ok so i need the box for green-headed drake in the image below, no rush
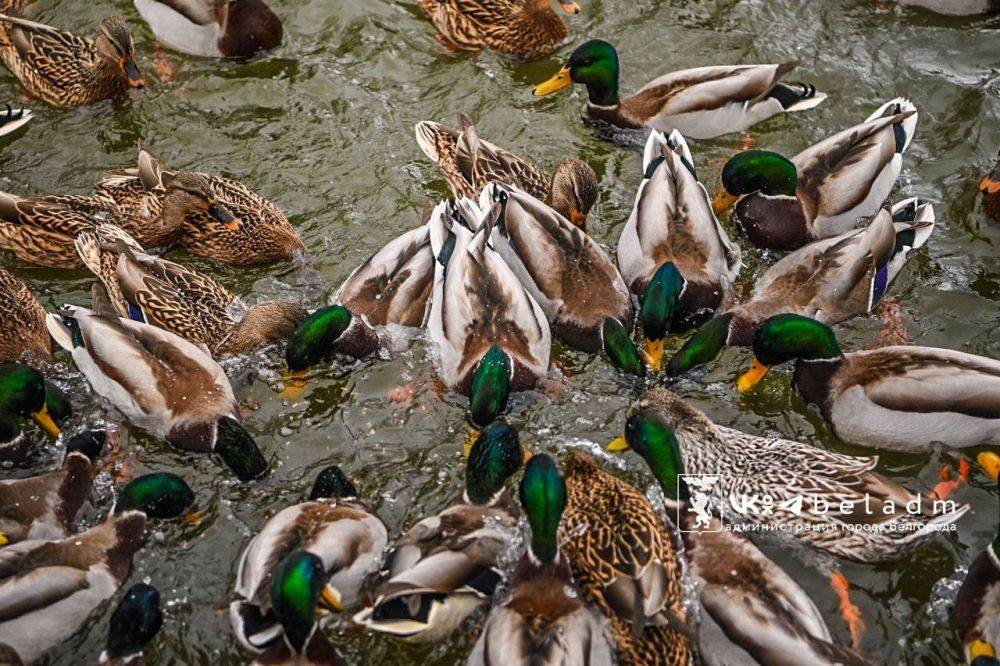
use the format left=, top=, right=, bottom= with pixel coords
left=618, top=129, right=740, bottom=370
left=354, top=423, right=529, bottom=642
left=713, top=98, right=918, bottom=251
left=231, top=466, right=387, bottom=653
left=0, top=363, right=65, bottom=461
left=469, top=453, right=614, bottom=664
left=668, top=199, right=934, bottom=376
left=98, top=583, right=163, bottom=665
left=533, top=39, right=825, bottom=139
left=739, top=314, right=1000, bottom=451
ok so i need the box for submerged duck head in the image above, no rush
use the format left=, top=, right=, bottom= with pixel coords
left=550, top=156, right=599, bottom=229
left=640, top=262, right=685, bottom=370
left=533, top=39, right=620, bottom=107
left=218, top=0, right=283, bottom=58
left=103, top=584, right=163, bottom=662
left=739, top=314, right=843, bottom=393
left=468, top=345, right=514, bottom=428
left=285, top=304, right=375, bottom=371
left=164, top=172, right=242, bottom=232
left=601, top=317, right=646, bottom=378
left=519, top=454, right=566, bottom=563
left=608, top=406, right=688, bottom=502
left=466, top=422, right=530, bottom=505
left=714, top=150, right=798, bottom=215
left=95, top=16, right=145, bottom=89
left=214, top=416, right=269, bottom=481
left=0, top=364, right=61, bottom=439
left=115, top=472, right=196, bottom=519
left=270, top=551, right=340, bottom=654
left=309, top=465, right=359, bottom=501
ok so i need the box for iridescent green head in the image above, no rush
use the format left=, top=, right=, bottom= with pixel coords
left=534, top=39, right=620, bottom=107
left=309, top=465, right=358, bottom=501
left=215, top=416, right=269, bottom=481
left=601, top=317, right=646, bottom=377
left=666, top=312, right=733, bottom=376
left=270, top=551, right=325, bottom=654
left=466, top=422, right=526, bottom=505
left=285, top=305, right=353, bottom=372
left=752, top=314, right=842, bottom=367
left=469, top=346, right=512, bottom=427
left=642, top=263, right=685, bottom=343
left=0, top=364, right=61, bottom=439
left=613, top=408, right=688, bottom=501
left=721, top=150, right=798, bottom=198
left=519, top=454, right=566, bottom=563
left=116, top=472, right=195, bottom=518
left=105, top=583, right=162, bottom=661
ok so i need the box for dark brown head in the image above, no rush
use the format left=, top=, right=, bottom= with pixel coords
left=96, top=17, right=144, bottom=89
left=215, top=301, right=308, bottom=356
left=218, top=0, right=283, bottom=58
left=162, top=172, right=242, bottom=234
left=549, top=157, right=598, bottom=230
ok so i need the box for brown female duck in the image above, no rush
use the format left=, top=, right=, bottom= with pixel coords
left=419, top=0, right=580, bottom=59
left=76, top=224, right=305, bottom=357
left=0, top=15, right=144, bottom=108
left=0, top=171, right=238, bottom=269
left=415, top=113, right=598, bottom=229
left=0, top=266, right=50, bottom=364
left=96, top=144, right=305, bottom=265
left=133, top=0, right=283, bottom=58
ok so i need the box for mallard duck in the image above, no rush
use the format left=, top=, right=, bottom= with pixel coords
left=231, top=465, right=387, bottom=653
left=982, top=148, right=1000, bottom=222
left=46, top=304, right=269, bottom=480
left=617, top=129, right=740, bottom=370
left=133, top=0, right=282, bottom=58
left=895, top=0, right=999, bottom=15
left=610, top=387, right=970, bottom=561
left=482, top=182, right=633, bottom=353
left=668, top=199, right=935, bottom=375
left=426, top=198, right=550, bottom=428
left=0, top=15, right=144, bottom=108
left=0, top=510, right=148, bottom=663
left=251, top=551, right=344, bottom=666
left=353, top=423, right=528, bottom=642
left=415, top=113, right=598, bottom=230
left=0, top=450, right=93, bottom=546
left=532, top=40, right=825, bottom=139
left=285, top=220, right=437, bottom=371
left=737, top=313, right=1000, bottom=450
left=98, top=583, right=163, bottom=666
left=0, top=171, right=239, bottom=269
left=0, top=103, right=29, bottom=137
left=954, top=456, right=999, bottom=665
left=76, top=224, right=306, bottom=357
left=0, top=266, right=50, bottom=365
left=712, top=98, right=919, bottom=251
left=114, top=472, right=197, bottom=519
left=0, top=363, right=62, bottom=461
left=561, top=451, right=693, bottom=665
left=419, top=0, right=580, bottom=59
left=95, top=144, right=305, bottom=266
left=610, top=408, right=869, bottom=665
left=468, top=453, right=614, bottom=664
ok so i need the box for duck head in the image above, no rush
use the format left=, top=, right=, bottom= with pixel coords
left=115, top=472, right=196, bottom=519
left=739, top=314, right=843, bottom=393
left=519, top=454, right=566, bottom=563
left=608, top=407, right=689, bottom=502
left=0, top=364, right=60, bottom=438
left=214, top=416, right=269, bottom=481
left=549, top=157, right=598, bottom=229
left=465, top=422, right=530, bottom=505
left=534, top=39, right=620, bottom=107
left=284, top=304, right=379, bottom=371
left=95, top=16, right=145, bottom=89
left=639, top=262, right=686, bottom=371
left=103, top=584, right=163, bottom=663
left=163, top=172, right=242, bottom=233
left=309, top=465, right=359, bottom=501
left=468, top=346, right=513, bottom=428
left=713, top=150, right=798, bottom=215
left=270, top=551, right=341, bottom=655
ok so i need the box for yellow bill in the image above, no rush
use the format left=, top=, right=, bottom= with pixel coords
left=463, top=428, right=481, bottom=458
left=278, top=370, right=309, bottom=401
left=569, top=208, right=587, bottom=228
left=737, top=358, right=771, bottom=393
left=977, top=451, right=1000, bottom=482
left=970, top=639, right=996, bottom=660
left=0, top=532, right=8, bottom=546
left=644, top=338, right=664, bottom=371
left=607, top=435, right=629, bottom=452
left=320, top=584, right=345, bottom=613
left=533, top=66, right=572, bottom=97
left=712, top=188, right=739, bottom=216
left=32, top=404, right=61, bottom=438
left=183, top=510, right=203, bottom=526
left=522, top=448, right=533, bottom=464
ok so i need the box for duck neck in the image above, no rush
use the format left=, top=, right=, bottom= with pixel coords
left=792, top=356, right=844, bottom=413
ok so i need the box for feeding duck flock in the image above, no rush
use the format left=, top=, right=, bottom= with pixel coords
left=0, top=0, right=998, bottom=664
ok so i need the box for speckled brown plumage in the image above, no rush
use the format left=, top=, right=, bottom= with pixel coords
left=0, top=15, right=143, bottom=108
left=0, top=266, right=50, bottom=365
left=0, top=1, right=26, bottom=14
left=560, top=452, right=693, bottom=665
left=95, top=145, right=305, bottom=266
left=419, top=0, right=575, bottom=59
